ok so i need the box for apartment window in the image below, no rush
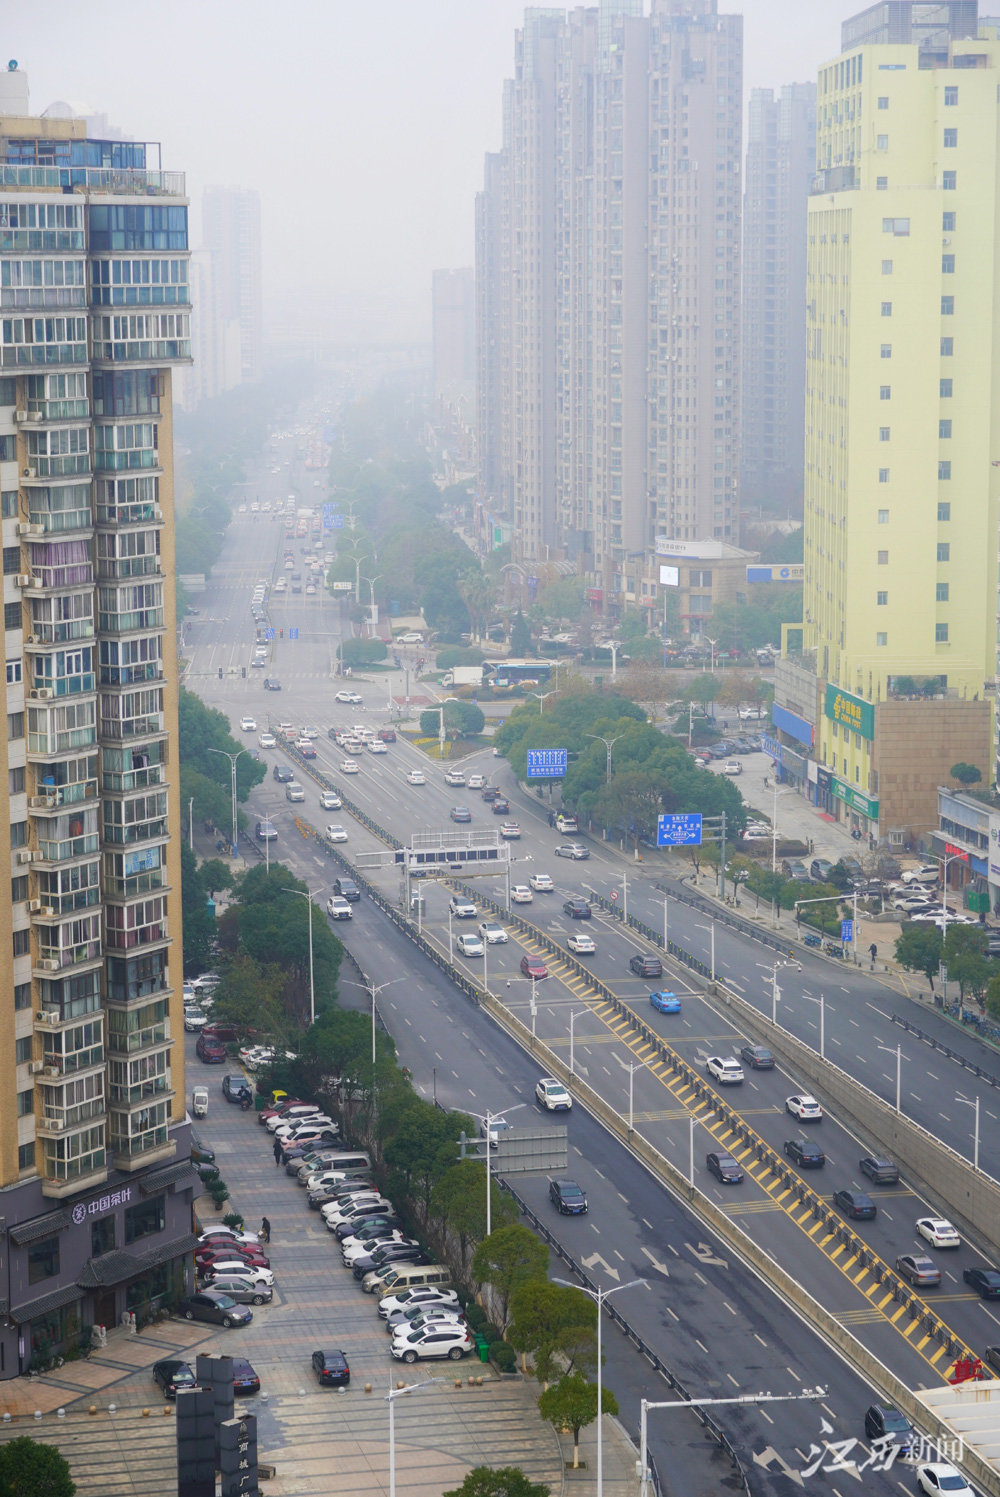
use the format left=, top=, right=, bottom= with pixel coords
left=876, top=632, right=887, bottom=647
left=936, top=582, right=949, bottom=602
left=942, top=212, right=956, bottom=232
left=8, top=766, right=23, bottom=794
left=936, top=623, right=949, bottom=643
left=877, top=550, right=889, bottom=565
left=882, top=217, right=909, bottom=235
left=879, top=427, right=890, bottom=442
left=14, top=983, right=30, bottom=1011
left=12, top=930, right=29, bottom=958
left=876, top=176, right=888, bottom=191
left=881, top=302, right=892, bottom=316
left=882, top=259, right=893, bottom=274
left=1, top=492, right=17, bottom=520
left=0, top=437, right=13, bottom=464
left=942, top=254, right=955, bottom=274
left=876, top=134, right=889, bottom=151
left=877, top=591, right=888, bottom=605
left=940, top=378, right=953, bottom=397
left=945, top=85, right=958, bottom=106
left=878, top=95, right=889, bottom=109
left=937, top=502, right=951, bottom=521
left=878, top=469, right=890, bottom=483
left=939, top=420, right=952, bottom=439
left=943, top=128, right=958, bottom=148
left=11, top=875, right=27, bottom=903
left=877, top=509, right=889, bottom=523
left=16, top=1088, right=33, bottom=1119
left=14, top=1036, right=31, bottom=1066
left=880, top=345, right=892, bottom=359
left=938, top=460, right=952, bottom=480
left=91, top=1217, right=116, bottom=1259
left=880, top=385, right=891, bottom=400
left=27, top=1235, right=58, bottom=1284
left=17, top=1143, right=34, bottom=1172
left=938, top=543, right=951, bottom=562
left=943, top=171, right=957, bottom=190
left=4, top=603, right=20, bottom=631
left=9, top=820, right=26, bottom=849
left=6, top=659, right=21, bottom=685
left=2, top=547, right=20, bottom=576
left=125, top=1196, right=165, bottom=1245
left=7, top=712, right=23, bottom=741
left=941, top=337, right=953, bottom=356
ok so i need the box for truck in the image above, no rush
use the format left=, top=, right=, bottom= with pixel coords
left=555, top=812, right=578, bottom=834
left=441, top=666, right=484, bottom=689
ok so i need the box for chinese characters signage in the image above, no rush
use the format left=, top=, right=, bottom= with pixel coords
left=824, top=683, right=875, bottom=741
left=526, top=749, right=567, bottom=780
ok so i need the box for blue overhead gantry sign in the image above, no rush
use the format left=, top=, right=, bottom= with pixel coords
left=527, top=748, right=568, bottom=779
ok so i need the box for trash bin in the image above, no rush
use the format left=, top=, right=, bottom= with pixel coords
left=475, top=1335, right=490, bottom=1365
left=255, top=1095, right=266, bottom=1112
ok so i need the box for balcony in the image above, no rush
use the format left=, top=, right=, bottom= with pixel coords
left=29, top=779, right=99, bottom=811
left=109, top=1074, right=173, bottom=1109
left=98, top=713, right=165, bottom=742
left=37, top=1099, right=106, bottom=1136
left=0, top=164, right=185, bottom=197
left=41, top=1158, right=108, bottom=1201
left=35, top=938, right=102, bottom=971
left=111, top=1133, right=175, bottom=1173
left=106, top=1019, right=170, bottom=1056
left=26, top=454, right=91, bottom=480
left=24, top=621, right=95, bottom=647
left=96, top=555, right=162, bottom=582
left=103, top=869, right=168, bottom=901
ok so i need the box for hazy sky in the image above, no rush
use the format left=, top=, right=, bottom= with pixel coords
left=7, top=1, right=863, bottom=344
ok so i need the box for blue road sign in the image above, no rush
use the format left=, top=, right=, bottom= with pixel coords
left=656, top=812, right=703, bottom=847
left=289, top=628, right=299, bottom=640
left=330, top=515, right=344, bottom=529
left=526, top=748, right=568, bottom=779
left=841, top=918, right=853, bottom=944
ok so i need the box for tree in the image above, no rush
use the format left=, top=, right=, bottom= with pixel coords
left=538, top=1373, right=618, bottom=1470
left=471, top=1225, right=549, bottom=1331
left=986, top=971, right=1000, bottom=1022
left=420, top=700, right=485, bottom=739
left=894, top=926, right=943, bottom=989
left=0, top=1436, right=76, bottom=1497
left=180, top=841, right=218, bottom=975
left=431, top=1161, right=516, bottom=1271
left=443, top=1468, right=549, bottom=1497
left=508, top=1280, right=597, bottom=1384
left=509, top=611, right=531, bottom=656
left=341, top=638, right=387, bottom=667
left=943, top=924, right=993, bottom=1000
left=950, top=762, right=983, bottom=788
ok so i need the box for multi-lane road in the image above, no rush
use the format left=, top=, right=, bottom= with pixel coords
left=183, top=461, right=1000, bottom=1493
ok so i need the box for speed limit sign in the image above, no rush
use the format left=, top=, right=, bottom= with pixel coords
left=610, top=890, right=619, bottom=903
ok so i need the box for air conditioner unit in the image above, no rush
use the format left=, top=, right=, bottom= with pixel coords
left=43, top=1116, right=64, bottom=1131
left=39, top=907, right=56, bottom=918
left=28, top=899, right=41, bottom=913
left=15, top=575, right=31, bottom=588
left=14, top=410, right=27, bottom=423
left=29, top=578, right=42, bottom=590
left=36, top=1010, right=60, bottom=1027
left=41, top=959, right=61, bottom=973
left=28, top=1060, right=44, bottom=1074
left=30, top=688, right=53, bottom=701
left=16, top=849, right=33, bottom=865
left=17, top=523, right=43, bottom=538
left=22, top=469, right=36, bottom=480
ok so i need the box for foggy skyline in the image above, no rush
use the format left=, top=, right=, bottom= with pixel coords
left=8, top=1, right=866, bottom=345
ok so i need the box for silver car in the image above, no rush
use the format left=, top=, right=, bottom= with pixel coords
left=205, top=1274, right=273, bottom=1306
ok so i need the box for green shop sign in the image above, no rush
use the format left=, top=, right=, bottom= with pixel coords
left=831, top=780, right=879, bottom=819
left=824, top=683, right=875, bottom=741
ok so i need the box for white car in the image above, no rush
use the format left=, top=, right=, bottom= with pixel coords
left=554, top=844, right=590, bottom=860
left=479, top=1115, right=512, bottom=1144
left=300, top=726, right=319, bottom=739
left=455, top=932, right=484, bottom=958
left=707, top=1056, right=744, bottom=1085
left=200, top=1262, right=275, bottom=1290
left=183, top=1011, right=208, bottom=1032
left=467, top=773, right=485, bottom=789
left=295, top=737, right=313, bottom=751
left=478, top=920, right=508, bottom=945
left=510, top=885, right=533, bottom=904
left=566, top=931, right=596, bottom=955
left=258, top=731, right=277, bottom=749
left=397, top=632, right=423, bottom=645
left=239, top=715, right=257, bottom=732
left=326, top=896, right=353, bottom=921
left=529, top=873, right=554, bottom=892
left=335, top=689, right=363, bottom=705
left=319, top=791, right=342, bottom=810
left=197, top=1226, right=261, bottom=1248
left=378, top=1286, right=461, bottom=1319
left=406, top=770, right=426, bottom=785
left=449, top=897, right=477, bottom=919
left=325, top=824, right=349, bottom=843
left=722, top=760, right=742, bottom=776
left=444, top=769, right=466, bottom=787
left=391, top=1324, right=474, bottom=1363
left=785, top=1094, right=823, bottom=1121
left=366, top=739, right=388, bottom=754
left=916, top=1217, right=961, bottom=1249
left=915, top=1464, right=974, bottom=1497
left=536, top=1078, right=572, bottom=1111
left=341, top=760, right=359, bottom=775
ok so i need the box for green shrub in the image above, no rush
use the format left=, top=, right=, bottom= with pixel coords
left=222, top=1211, right=244, bottom=1230
left=341, top=638, right=388, bottom=667
left=465, top=1302, right=487, bottom=1332
left=490, top=1341, right=517, bottom=1373
left=436, top=646, right=486, bottom=669
left=482, top=1321, right=503, bottom=1346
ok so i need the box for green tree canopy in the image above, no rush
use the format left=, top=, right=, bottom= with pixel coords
left=471, top=1225, right=549, bottom=1331
left=431, top=1160, right=517, bottom=1271
left=180, top=841, right=219, bottom=975
left=708, top=584, right=802, bottom=654
left=943, top=924, right=993, bottom=1000
left=217, top=864, right=343, bottom=1023
left=894, top=925, right=943, bottom=989
left=443, top=1468, right=549, bottom=1497
left=538, top=1373, right=618, bottom=1470
left=420, top=700, right=485, bottom=739
left=508, top=1280, right=597, bottom=1384
left=0, top=1436, right=76, bottom=1497
left=950, top=762, right=983, bottom=787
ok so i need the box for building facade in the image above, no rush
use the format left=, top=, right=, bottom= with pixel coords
left=773, top=1, right=999, bottom=843
left=182, top=185, right=261, bottom=409
left=0, top=64, right=197, bottom=1375
left=475, top=0, right=743, bottom=611
left=741, top=82, right=816, bottom=516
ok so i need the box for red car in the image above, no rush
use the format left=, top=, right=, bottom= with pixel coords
left=520, top=955, right=549, bottom=980
left=257, top=1097, right=310, bottom=1127
left=195, top=1245, right=270, bottom=1272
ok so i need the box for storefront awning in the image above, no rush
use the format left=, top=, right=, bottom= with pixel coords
left=139, top=1162, right=195, bottom=1195
left=8, top=1210, right=72, bottom=1246
left=12, top=1283, right=82, bottom=1324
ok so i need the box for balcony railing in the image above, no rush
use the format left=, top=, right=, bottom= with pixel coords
left=107, top=1021, right=169, bottom=1055
left=0, top=165, right=185, bottom=196
left=36, top=937, right=102, bottom=968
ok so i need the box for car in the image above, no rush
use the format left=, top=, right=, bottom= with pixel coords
left=444, top=769, right=467, bottom=787
left=222, top=1073, right=252, bottom=1105
left=333, top=876, right=360, bottom=902
left=354, top=1243, right=428, bottom=1282
left=450, top=806, right=472, bottom=823
left=566, top=931, right=596, bottom=955
left=563, top=898, right=591, bottom=920
left=478, top=920, right=508, bottom=945
left=499, top=822, right=521, bottom=839
left=895, top=1254, right=942, bottom=1288
left=341, top=759, right=359, bottom=775
left=196, top=1034, right=227, bottom=1064
left=205, top=1275, right=273, bottom=1306
left=390, top=1324, right=474, bottom=1363
left=257, top=732, right=277, bottom=749
left=184, top=1010, right=209, bottom=1032
left=785, top=1094, right=823, bottom=1121
left=397, top=632, right=424, bottom=644
left=335, top=689, right=362, bottom=704
left=783, top=1138, right=825, bottom=1168
left=859, top=1154, right=899, bottom=1185
left=272, top=765, right=294, bottom=783
left=378, top=1287, right=461, bottom=1321
left=230, top=1356, right=261, bottom=1395
left=740, top=1044, right=775, bottom=1070
left=864, top=1404, right=915, bottom=1453
left=480, top=786, right=500, bottom=802
left=319, top=790, right=342, bottom=810
left=536, top=1077, right=572, bottom=1111
left=706, top=1151, right=744, bottom=1184
left=554, top=843, right=590, bottom=860
left=196, top=1249, right=271, bottom=1278
left=239, top=716, right=257, bottom=732
left=649, top=990, right=681, bottom=1014
left=529, top=873, right=554, bottom=892
left=455, top=932, right=485, bottom=958
left=325, top=824, right=349, bottom=843
left=197, top=1225, right=260, bottom=1247
left=449, top=896, right=477, bottom=919
left=834, top=1188, right=876, bottom=1221
left=263, top=677, right=282, bottom=691
left=549, top=1179, right=588, bottom=1214
left=917, top=1217, right=961, bottom=1249
left=467, top=773, right=484, bottom=789
left=491, top=798, right=510, bottom=815
left=962, top=1266, right=1000, bottom=1298
left=384, top=1307, right=466, bottom=1337
left=479, top=1115, right=513, bottom=1146
left=152, top=1359, right=198, bottom=1399
left=510, top=885, right=533, bottom=904
left=176, top=1292, right=253, bottom=1328
left=915, top=1464, right=974, bottom=1497
left=406, top=770, right=426, bottom=785
left=326, top=896, right=353, bottom=921
left=706, top=1056, right=744, bottom=1085
left=629, top=954, right=662, bottom=979
left=379, top=728, right=396, bottom=743
left=311, top=1349, right=350, bottom=1387
left=190, top=1132, right=215, bottom=1165
left=722, top=760, right=742, bottom=775
left=520, top=955, right=548, bottom=980
left=366, top=738, right=387, bottom=754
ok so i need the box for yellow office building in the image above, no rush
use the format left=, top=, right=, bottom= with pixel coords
left=776, top=2, right=998, bottom=842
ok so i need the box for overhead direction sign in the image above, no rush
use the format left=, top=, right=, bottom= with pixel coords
left=656, top=812, right=703, bottom=847
left=527, top=748, right=568, bottom=779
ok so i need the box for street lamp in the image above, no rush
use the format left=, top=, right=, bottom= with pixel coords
left=584, top=732, right=623, bottom=785
left=956, top=1093, right=981, bottom=1172
left=504, top=973, right=539, bottom=1034
left=696, top=920, right=715, bottom=983
left=471, top=1102, right=527, bottom=1237
left=877, top=1041, right=903, bottom=1115
left=553, top=1277, right=645, bottom=1497
left=361, top=574, right=382, bottom=636
left=386, top=1378, right=444, bottom=1497
left=801, top=991, right=826, bottom=1059
left=661, top=896, right=670, bottom=953
left=569, top=1008, right=588, bottom=1077
left=757, top=959, right=790, bottom=1026
left=529, top=689, right=557, bottom=715
left=613, top=1053, right=645, bottom=1131
left=639, top=1388, right=825, bottom=1497
left=206, top=746, right=248, bottom=859
left=281, top=885, right=317, bottom=1026
left=343, top=976, right=406, bottom=1065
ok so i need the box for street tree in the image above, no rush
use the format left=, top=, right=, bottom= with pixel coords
left=894, top=926, right=944, bottom=990
left=471, top=1224, right=549, bottom=1331
left=507, top=1280, right=597, bottom=1384
left=950, top=762, right=983, bottom=788
left=431, top=1161, right=517, bottom=1271
left=538, top=1373, right=618, bottom=1470
left=0, top=1436, right=76, bottom=1497
left=443, top=1468, right=549, bottom=1497
left=943, top=925, right=993, bottom=1001
left=382, top=1097, right=472, bottom=1223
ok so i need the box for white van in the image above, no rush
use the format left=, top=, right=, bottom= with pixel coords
left=285, top=781, right=305, bottom=803
left=373, top=1263, right=452, bottom=1300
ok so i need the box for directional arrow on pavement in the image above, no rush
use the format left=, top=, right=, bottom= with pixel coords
left=640, top=1245, right=670, bottom=1277
left=686, top=1241, right=728, bottom=1269
left=580, top=1252, right=620, bottom=1282
left=752, top=1448, right=804, bottom=1488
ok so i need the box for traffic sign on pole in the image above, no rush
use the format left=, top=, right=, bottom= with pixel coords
left=656, top=812, right=703, bottom=847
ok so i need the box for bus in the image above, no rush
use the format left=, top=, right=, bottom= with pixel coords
left=482, top=659, right=556, bottom=686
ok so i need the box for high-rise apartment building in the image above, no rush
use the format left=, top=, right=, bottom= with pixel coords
left=773, top=1, right=997, bottom=840
left=475, top=0, right=742, bottom=610
left=0, top=63, right=196, bottom=1373
left=741, top=82, right=816, bottom=515
left=184, top=185, right=261, bottom=408
left=432, top=268, right=475, bottom=399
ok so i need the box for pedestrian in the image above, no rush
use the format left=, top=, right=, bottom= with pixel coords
left=762, top=776, right=769, bottom=789
left=868, top=941, right=878, bottom=971
left=260, top=1217, right=271, bottom=1244
left=547, top=810, right=555, bottom=828
left=273, top=1137, right=281, bottom=1165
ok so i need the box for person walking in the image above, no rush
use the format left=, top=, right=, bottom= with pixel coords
left=260, top=1217, right=271, bottom=1244
left=273, top=1137, right=281, bottom=1165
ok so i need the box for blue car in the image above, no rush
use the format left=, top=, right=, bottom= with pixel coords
left=649, top=990, right=681, bottom=1014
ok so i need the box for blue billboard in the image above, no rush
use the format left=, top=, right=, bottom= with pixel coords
left=656, top=812, right=703, bottom=847
left=527, top=748, right=568, bottom=780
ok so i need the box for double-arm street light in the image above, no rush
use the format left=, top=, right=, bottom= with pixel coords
left=529, top=689, right=557, bottom=715
left=343, top=975, right=406, bottom=1065
left=584, top=731, right=623, bottom=784
left=207, top=746, right=248, bottom=859
left=471, top=1102, right=527, bottom=1237
left=553, top=1277, right=645, bottom=1497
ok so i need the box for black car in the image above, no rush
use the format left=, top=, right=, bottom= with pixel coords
left=340, top=1220, right=405, bottom=1246
left=312, top=1349, right=350, bottom=1386
left=193, top=1159, right=220, bottom=1183
left=863, top=1404, right=914, bottom=1454
left=629, top=954, right=662, bottom=979
left=352, top=1244, right=426, bottom=1280
left=222, top=1073, right=252, bottom=1105
left=740, top=1044, right=775, bottom=1071
left=190, top=1133, right=215, bottom=1166
left=492, top=798, right=510, bottom=814
left=333, top=876, right=360, bottom=902
left=963, top=1266, right=1000, bottom=1299
left=563, top=898, right=592, bottom=921
left=833, top=1188, right=876, bottom=1221
left=784, top=1139, right=825, bottom=1168
left=273, top=765, right=294, bottom=783
left=176, top=1292, right=253, bottom=1328
left=549, top=1179, right=588, bottom=1214
left=231, top=1356, right=261, bottom=1395
left=858, top=1154, right=899, bottom=1185
left=706, top=1151, right=744, bottom=1184
left=153, top=1359, right=197, bottom=1399
left=985, top=1346, right=1000, bottom=1375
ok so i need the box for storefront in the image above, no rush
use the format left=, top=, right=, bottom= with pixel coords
left=830, top=779, right=880, bottom=840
